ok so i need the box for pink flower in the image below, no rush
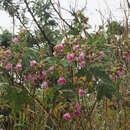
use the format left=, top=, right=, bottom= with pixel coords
left=42, top=81, right=48, bottom=88
left=42, top=71, right=46, bottom=77
left=6, top=63, right=12, bottom=70
left=73, top=111, right=80, bottom=116
left=5, top=50, right=11, bottom=56
left=78, top=52, right=85, bottom=60
left=49, top=66, right=54, bottom=73
left=67, top=53, right=74, bottom=62
left=74, top=45, right=80, bottom=50
left=12, top=37, right=19, bottom=43
left=99, top=51, right=104, bottom=59
left=116, top=70, right=123, bottom=77
left=24, top=75, right=33, bottom=81
left=75, top=104, right=81, bottom=111
left=79, top=61, right=86, bottom=68
left=78, top=89, right=85, bottom=96
left=56, top=44, right=64, bottom=51
left=32, top=76, right=38, bottom=80
left=57, top=77, right=66, bottom=85
left=123, top=53, right=130, bottom=60
left=63, top=113, right=72, bottom=120
left=53, top=52, right=57, bottom=56
left=16, top=64, right=22, bottom=70
left=30, top=60, right=36, bottom=66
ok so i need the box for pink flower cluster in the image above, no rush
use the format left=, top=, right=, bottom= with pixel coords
left=6, top=63, right=12, bottom=70
left=5, top=50, right=11, bottom=56
left=30, top=60, right=36, bottom=66
left=123, top=53, right=130, bottom=60
left=56, top=44, right=64, bottom=51
left=99, top=51, right=104, bottom=59
left=12, top=37, right=19, bottom=43
left=67, top=53, right=74, bottom=62
left=42, top=81, right=48, bottom=88
left=78, top=89, right=85, bottom=96
left=16, top=64, right=22, bottom=70
left=57, top=77, right=66, bottom=85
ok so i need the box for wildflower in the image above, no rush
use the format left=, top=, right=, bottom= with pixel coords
left=49, top=66, right=54, bottom=73
left=73, top=111, right=80, bottom=116
left=123, top=53, right=130, bottom=60
left=78, top=52, right=85, bottom=60
left=6, top=63, right=12, bottom=70
left=42, top=71, right=46, bottom=77
left=56, top=44, right=64, bottom=51
left=16, top=64, right=22, bottom=70
left=79, top=61, right=86, bottom=68
left=75, top=104, right=81, bottom=111
left=63, top=113, right=72, bottom=120
left=12, top=37, right=19, bottom=43
left=57, top=77, right=66, bottom=85
left=5, top=50, right=11, bottom=56
left=42, top=81, right=48, bottom=88
left=99, top=51, right=104, bottom=59
left=74, top=45, right=80, bottom=50
left=78, top=89, right=85, bottom=96
left=67, top=53, right=74, bottom=62
left=30, top=60, right=36, bottom=66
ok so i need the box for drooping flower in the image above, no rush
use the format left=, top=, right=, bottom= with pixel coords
left=79, top=61, right=86, bottom=68
left=6, top=63, right=12, bottom=70
left=67, top=53, right=74, bottom=62
left=56, top=44, right=64, bottom=51
left=75, top=104, right=81, bottom=111
left=57, top=77, right=66, bottom=85
left=78, top=52, right=85, bottom=60
left=16, top=64, right=22, bottom=70
left=73, top=111, right=80, bottom=117
left=12, top=37, right=19, bottom=43
left=78, top=89, right=85, bottom=96
left=5, top=49, right=11, bottom=56
left=30, top=60, right=36, bottom=66
left=63, top=113, right=72, bottom=120
left=42, top=81, right=48, bottom=88
left=99, top=51, right=104, bottom=59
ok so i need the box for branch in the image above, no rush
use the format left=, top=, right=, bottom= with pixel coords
left=24, top=0, right=54, bottom=49
left=50, top=0, right=74, bottom=30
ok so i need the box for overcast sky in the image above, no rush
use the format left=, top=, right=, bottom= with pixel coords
left=0, top=0, right=129, bottom=33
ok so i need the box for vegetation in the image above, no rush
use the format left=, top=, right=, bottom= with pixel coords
left=0, top=0, right=129, bottom=129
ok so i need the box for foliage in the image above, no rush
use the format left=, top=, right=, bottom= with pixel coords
left=0, top=1, right=129, bottom=129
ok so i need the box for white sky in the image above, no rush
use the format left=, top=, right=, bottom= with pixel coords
left=0, top=0, right=129, bottom=33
